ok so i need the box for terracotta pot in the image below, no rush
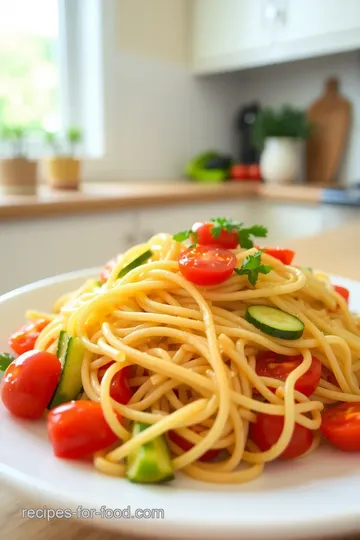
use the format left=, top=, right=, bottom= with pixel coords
left=0, top=158, right=38, bottom=195
left=47, top=157, right=81, bottom=190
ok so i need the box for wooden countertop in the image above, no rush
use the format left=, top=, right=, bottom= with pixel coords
left=0, top=181, right=322, bottom=221
left=3, top=220, right=360, bottom=540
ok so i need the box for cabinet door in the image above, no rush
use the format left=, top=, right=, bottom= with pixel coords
left=192, top=0, right=269, bottom=72
left=0, top=211, right=139, bottom=294
left=278, top=0, right=360, bottom=44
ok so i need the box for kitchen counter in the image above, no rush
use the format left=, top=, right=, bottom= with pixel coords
left=2, top=219, right=360, bottom=540
left=0, top=182, right=322, bottom=221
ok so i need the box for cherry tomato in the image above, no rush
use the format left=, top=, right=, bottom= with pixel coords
left=261, top=247, right=295, bottom=265
left=191, top=222, right=238, bottom=249
left=322, top=366, right=339, bottom=387
left=333, top=285, right=350, bottom=304
left=255, top=352, right=322, bottom=397
left=230, top=164, right=249, bottom=180
left=47, top=401, right=120, bottom=459
left=99, top=257, right=118, bottom=284
left=178, top=246, right=237, bottom=286
left=168, top=430, right=220, bottom=462
left=250, top=413, right=313, bottom=459
left=98, top=364, right=132, bottom=404
left=248, top=164, right=262, bottom=180
left=0, top=350, right=61, bottom=419
left=9, top=319, right=49, bottom=356
left=320, top=402, right=360, bottom=452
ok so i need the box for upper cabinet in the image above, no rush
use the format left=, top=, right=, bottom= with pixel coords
left=191, top=0, right=360, bottom=74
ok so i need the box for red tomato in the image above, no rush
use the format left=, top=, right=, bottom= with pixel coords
left=178, top=246, right=237, bottom=286
left=9, top=319, right=49, bottom=356
left=168, top=430, right=220, bottom=462
left=248, top=164, right=262, bottom=180
left=320, top=402, right=360, bottom=452
left=230, top=164, right=249, bottom=180
left=322, top=366, right=339, bottom=387
left=250, top=413, right=313, bottom=459
left=333, top=285, right=350, bottom=304
left=47, top=400, right=120, bottom=459
left=99, top=257, right=118, bottom=284
left=255, top=352, right=322, bottom=397
left=191, top=222, right=238, bottom=249
left=261, top=247, right=295, bottom=265
left=98, top=364, right=132, bottom=404
left=0, top=350, right=61, bottom=419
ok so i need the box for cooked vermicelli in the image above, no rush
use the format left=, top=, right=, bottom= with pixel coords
left=2, top=219, right=360, bottom=484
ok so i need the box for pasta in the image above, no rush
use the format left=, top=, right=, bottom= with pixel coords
left=6, top=224, right=360, bottom=484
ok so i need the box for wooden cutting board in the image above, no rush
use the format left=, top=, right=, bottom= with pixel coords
left=306, top=77, right=351, bottom=185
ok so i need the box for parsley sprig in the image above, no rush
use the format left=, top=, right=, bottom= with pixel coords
left=0, top=352, right=15, bottom=372
left=173, top=218, right=268, bottom=249
left=235, top=250, right=273, bottom=286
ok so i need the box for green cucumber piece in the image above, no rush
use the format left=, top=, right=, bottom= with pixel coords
left=49, top=333, right=85, bottom=408
left=56, top=330, right=70, bottom=364
left=126, top=422, right=174, bottom=484
left=117, top=249, right=152, bottom=279
left=246, top=305, right=304, bottom=340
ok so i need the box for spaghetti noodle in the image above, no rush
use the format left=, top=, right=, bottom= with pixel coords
left=12, top=225, right=360, bottom=483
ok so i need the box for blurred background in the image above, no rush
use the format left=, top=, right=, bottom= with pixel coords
left=1, top=0, right=360, bottom=292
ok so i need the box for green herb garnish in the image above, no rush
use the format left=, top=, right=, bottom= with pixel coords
left=0, top=352, right=15, bottom=372
left=173, top=219, right=268, bottom=249
left=235, top=250, right=273, bottom=286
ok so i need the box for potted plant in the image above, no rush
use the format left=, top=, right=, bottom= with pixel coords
left=0, top=125, right=38, bottom=194
left=252, top=106, right=311, bottom=184
left=45, top=126, right=82, bottom=190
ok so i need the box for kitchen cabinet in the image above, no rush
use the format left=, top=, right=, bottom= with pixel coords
left=1, top=200, right=358, bottom=295
left=0, top=210, right=139, bottom=294
left=191, top=0, right=360, bottom=74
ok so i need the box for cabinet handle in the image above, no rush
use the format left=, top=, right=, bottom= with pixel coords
left=265, top=3, right=286, bottom=24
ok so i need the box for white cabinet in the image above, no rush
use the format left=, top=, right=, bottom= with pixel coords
left=0, top=211, right=139, bottom=294
left=191, top=0, right=360, bottom=74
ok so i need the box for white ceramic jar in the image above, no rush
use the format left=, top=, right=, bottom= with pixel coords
left=260, top=137, right=303, bottom=184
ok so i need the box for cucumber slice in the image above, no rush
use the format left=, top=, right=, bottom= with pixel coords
left=246, top=305, right=304, bottom=340
left=117, top=249, right=152, bottom=279
left=126, top=422, right=174, bottom=484
left=56, top=330, right=69, bottom=364
left=49, top=333, right=85, bottom=409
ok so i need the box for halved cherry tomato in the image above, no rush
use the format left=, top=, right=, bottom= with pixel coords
left=191, top=222, right=238, bottom=249
left=98, top=364, right=132, bottom=404
left=99, top=257, right=118, bottom=284
left=333, top=285, right=350, bottom=304
left=178, top=246, right=237, bottom=286
left=0, top=350, right=61, bottom=419
left=47, top=400, right=120, bottom=459
left=9, top=319, right=49, bottom=356
left=320, top=402, right=360, bottom=452
left=248, top=164, right=262, bottom=181
left=261, top=247, right=295, bottom=265
left=168, top=430, right=220, bottom=462
left=250, top=413, right=313, bottom=459
left=255, top=352, right=322, bottom=397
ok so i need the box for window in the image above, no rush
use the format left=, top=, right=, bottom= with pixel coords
left=0, top=0, right=60, bottom=130
left=0, top=0, right=105, bottom=157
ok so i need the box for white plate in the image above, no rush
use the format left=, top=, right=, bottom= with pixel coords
left=1, top=269, right=360, bottom=540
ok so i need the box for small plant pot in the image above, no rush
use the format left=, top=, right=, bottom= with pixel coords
left=47, top=157, right=81, bottom=190
left=0, top=158, right=38, bottom=195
